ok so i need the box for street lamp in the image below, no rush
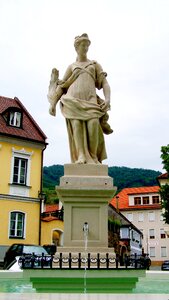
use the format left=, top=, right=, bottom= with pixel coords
left=38, top=191, right=46, bottom=213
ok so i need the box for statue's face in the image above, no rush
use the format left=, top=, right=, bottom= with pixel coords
left=76, top=40, right=89, bottom=55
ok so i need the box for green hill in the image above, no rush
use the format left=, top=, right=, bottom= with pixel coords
left=43, top=164, right=161, bottom=191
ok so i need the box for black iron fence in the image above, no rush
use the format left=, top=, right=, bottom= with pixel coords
left=18, top=252, right=151, bottom=270
left=125, top=253, right=151, bottom=270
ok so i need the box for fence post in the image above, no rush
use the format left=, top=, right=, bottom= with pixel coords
left=78, top=253, right=81, bottom=269
left=124, top=254, right=128, bottom=269
left=115, top=253, right=119, bottom=269
left=106, top=253, right=109, bottom=269
left=22, top=255, right=25, bottom=269
left=41, top=253, right=44, bottom=268
left=31, top=253, right=35, bottom=268
left=97, top=253, right=100, bottom=269
left=50, top=255, right=53, bottom=268
left=88, top=253, right=90, bottom=269
left=134, top=253, right=137, bottom=269
left=60, top=252, right=62, bottom=269
left=69, top=252, right=71, bottom=269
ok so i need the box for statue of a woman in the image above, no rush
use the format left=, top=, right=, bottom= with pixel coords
left=48, top=33, right=113, bottom=164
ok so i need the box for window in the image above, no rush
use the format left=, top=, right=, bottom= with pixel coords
left=134, top=197, right=141, bottom=205
left=9, top=212, right=25, bottom=238
left=149, top=247, right=155, bottom=257
left=13, top=157, right=28, bottom=185
left=161, top=247, right=167, bottom=257
left=126, top=213, right=133, bottom=222
left=10, top=148, right=33, bottom=196
left=9, top=111, right=21, bottom=127
left=138, top=213, right=144, bottom=222
left=2, top=108, right=22, bottom=128
left=148, top=211, right=155, bottom=221
left=149, top=229, right=155, bottom=239
left=143, top=196, right=149, bottom=205
left=160, top=228, right=166, bottom=239
left=152, top=196, right=160, bottom=204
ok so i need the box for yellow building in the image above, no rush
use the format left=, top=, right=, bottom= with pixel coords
left=0, top=95, right=47, bottom=261
left=41, top=204, right=64, bottom=248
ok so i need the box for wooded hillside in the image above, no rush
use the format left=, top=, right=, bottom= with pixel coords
left=43, top=164, right=161, bottom=191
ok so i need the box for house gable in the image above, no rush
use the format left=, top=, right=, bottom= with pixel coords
left=0, top=96, right=47, bottom=144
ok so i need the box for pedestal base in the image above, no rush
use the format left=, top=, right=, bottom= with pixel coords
left=56, top=164, right=117, bottom=249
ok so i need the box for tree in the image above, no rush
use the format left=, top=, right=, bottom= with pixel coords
left=161, top=145, right=169, bottom=172
left=159, top=144, right=169, bottom=224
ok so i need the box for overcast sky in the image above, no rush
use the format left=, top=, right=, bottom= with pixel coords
left=1, top=0, right=169, bottom=172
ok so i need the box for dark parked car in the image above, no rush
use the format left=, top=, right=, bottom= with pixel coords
left=43, top=244, right=56, bottom=255
left=3, top=243, right=48, bottom=269
left=161, top=260, right=169, bottom=271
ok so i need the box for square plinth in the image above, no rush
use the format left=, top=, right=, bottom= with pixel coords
left=56, top=164, right=117, bottom=248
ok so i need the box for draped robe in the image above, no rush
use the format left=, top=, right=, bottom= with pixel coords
left=60, top=60, right=108, bottom=163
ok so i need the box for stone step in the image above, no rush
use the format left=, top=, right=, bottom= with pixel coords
left=30, top=276, right=138, bottom=293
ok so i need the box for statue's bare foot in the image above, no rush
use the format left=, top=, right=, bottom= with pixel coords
left=75, top=155, right=86, bottom=164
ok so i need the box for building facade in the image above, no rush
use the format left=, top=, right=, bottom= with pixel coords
left=41, top=203, right=64, bottom=248
left=108, top=204, right=143, bottom=262
left=111, top=186, right=169, bottom=266
left=0, top=96, right=47, bottom=261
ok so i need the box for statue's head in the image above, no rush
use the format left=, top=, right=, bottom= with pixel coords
left=74, top=33, right=91, bottom=50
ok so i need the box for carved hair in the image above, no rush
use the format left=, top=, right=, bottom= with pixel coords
left=74, top=33, right=91, bottom=49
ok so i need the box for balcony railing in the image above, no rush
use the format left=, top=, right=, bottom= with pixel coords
left=41, top=209, right=64, bottom=221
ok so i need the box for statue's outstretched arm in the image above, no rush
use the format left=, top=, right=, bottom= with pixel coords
left=47, top=68, right=59, bottom=103
left=47, top=68, right=61, bottom=116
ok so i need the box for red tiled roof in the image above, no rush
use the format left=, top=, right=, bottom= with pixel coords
left=45, top=204, right=59, bottom=212
left=157, top=172, right=168, bottom=179
left=0, top=96, right=47, bottom=144
left=110, top=186, right=161, bottom=210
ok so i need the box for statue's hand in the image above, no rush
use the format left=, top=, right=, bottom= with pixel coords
left=100, top=99, right=111, bottom=112
left=49, top=103, right=56, bottom=116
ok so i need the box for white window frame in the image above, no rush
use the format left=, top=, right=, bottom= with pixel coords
left=149, top=228, right=155, bottom=239
left=152, top=195, right=160, bottom=204
left=161, top=246, right=167, bottom=257
left=148, top=211, right=155, bottom=222
left=9, top=111, right=21, bottom=127
left=138, top=212, right=144, bottom=222
left=134, top=197, right=141, bottom=205
left=142, top=196, right=149, bottom=205
left=9, top=211, right=26, bottom=239
left=13, top=157, right=28, bottom=185
left=160, top=228, right=166, bottom=239
left=149, top=247, right=155, bottom=257
left=10, top=148, right=33, bottom=186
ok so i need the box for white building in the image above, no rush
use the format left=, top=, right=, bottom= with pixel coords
left=111, top=186, right=169, bottom=266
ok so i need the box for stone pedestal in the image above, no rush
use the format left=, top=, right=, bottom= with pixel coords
left=56, top=164, right=116, bottom=252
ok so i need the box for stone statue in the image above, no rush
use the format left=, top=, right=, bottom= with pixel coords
left=48, top=33, right=113, bottom=164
